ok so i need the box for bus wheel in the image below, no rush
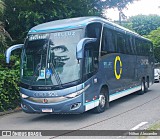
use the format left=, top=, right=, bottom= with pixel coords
left=145, top=78, right=149, bottom=93
left=138, top=79, right=146, bottom=95
left=93, top=88, right=109, bottom=113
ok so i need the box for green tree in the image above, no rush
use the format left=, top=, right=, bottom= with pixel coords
left=102, top=0, right=137, bottom=10
left=3, top=0, right=137, bottom=44
left=122, top=15, right=160, bottom=35
left=0, top=0, right=4, bottom=14
left=0, top=0, right=12, bottom=53
left=145, top=28, right=160, bottom=62
left=146, top=28, right=160, bottom=47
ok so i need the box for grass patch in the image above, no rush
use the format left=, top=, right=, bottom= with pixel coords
left=147, top=122, right=160, bottom=130
left=137, top=122, right=160, bottom=139
left=138, top=136, right=148, bottom=139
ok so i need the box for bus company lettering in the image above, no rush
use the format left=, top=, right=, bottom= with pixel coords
left=29, top=34, right=49, bottom=41
left=103, top=62, right=113, bottom=68
left=33, top=92, right=58, bottom=97
left=53, top=31, right=76, bottom=38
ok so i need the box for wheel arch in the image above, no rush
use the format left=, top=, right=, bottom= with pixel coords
left=100, top=84, right=109, bottom=100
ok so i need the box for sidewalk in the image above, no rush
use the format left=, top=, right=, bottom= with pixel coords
left=0, top=107, right=21, bottom=116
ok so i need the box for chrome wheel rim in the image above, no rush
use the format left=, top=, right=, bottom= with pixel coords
left=99, top=95, right=106, bottom=108
left=141, top=82, right=144, bottom=92
left=145, top=81, right=148, bottom=88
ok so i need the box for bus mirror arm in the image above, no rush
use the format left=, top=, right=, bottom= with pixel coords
left=76, top=38, right=97, bottom=59
left=6, top=44, right=24, bottom=63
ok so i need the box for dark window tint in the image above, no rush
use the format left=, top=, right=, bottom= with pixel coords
left=83, top=43, right=99, bottom=80
left=135, top=39, right=141, bottom=55
left=101, top=28, right=116, bottom=56
left=125, top=36, right=131, bottom=54
left=135, top=38, right=153, bottom=56
left=128, top=36, right=135, bottom=55
left=149, top=43, right=154, bottom=57
left=116, top=33, right=125, bottom=53
left=86, top=23, right=102, bottom=39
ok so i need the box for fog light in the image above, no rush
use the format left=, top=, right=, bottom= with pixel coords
left=21, top=104, right=28, bottom=110
left=70, top=103, right=81, bottom=110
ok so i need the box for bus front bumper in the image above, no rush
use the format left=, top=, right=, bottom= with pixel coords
left=21, top=94, right=85, bottom=114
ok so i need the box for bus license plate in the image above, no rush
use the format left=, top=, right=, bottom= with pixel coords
left=42, top=108, right=53, bottom=113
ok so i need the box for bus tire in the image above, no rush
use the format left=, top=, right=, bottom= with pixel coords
left=138, top=79, right=146, bottom=95
left=93, top=88, right=109, bottom=113
left=145, top=77, right=149, bottom=93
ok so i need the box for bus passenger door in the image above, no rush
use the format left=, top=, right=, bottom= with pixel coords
left=82, top=22, right=103, bottom=103
left=83, top=43, right=100, bottom=102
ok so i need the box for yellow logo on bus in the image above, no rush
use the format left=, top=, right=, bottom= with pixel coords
left=114, top=56, right=122, bottom=80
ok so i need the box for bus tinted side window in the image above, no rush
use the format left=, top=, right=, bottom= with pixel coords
left=86, top=23, right=102, bottom=43
left=135, top=39, right=140, bottom=55
left=140, top=41, right=143, bottom=55
left=101, top=27, right=116, bottom=56
left=84, top=48, right=93, bottom=75
left=86, top=22, right=102, bottom=55
left=84, top=43, right=99, bottom=79
left=135, top=38, right=154, bottom=56
left=136, top=39, right=146, bottom=56
left=148, top=42, right=154, bottom=57
left=142, top=41, right=148, bottom=56
left=125, top=36, right=133, bottom=54
left=116, top=33, right=125, bottom=53
left=131, top=37, right=136, bottom=55
left=143, top=42, right=153, bottom=56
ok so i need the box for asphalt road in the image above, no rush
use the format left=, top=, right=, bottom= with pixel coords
left=1, top=83, right=160, bottom=139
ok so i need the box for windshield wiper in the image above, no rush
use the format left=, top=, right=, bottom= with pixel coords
left=50, top=63, right=63, bottom=88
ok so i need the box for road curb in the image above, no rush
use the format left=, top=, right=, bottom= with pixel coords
left=0, top=107, right=22, bottom=116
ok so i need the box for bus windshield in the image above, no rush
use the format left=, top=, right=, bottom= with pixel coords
left=21, top=29, right=83, bottom=86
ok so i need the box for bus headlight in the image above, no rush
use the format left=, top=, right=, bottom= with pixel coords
left=20, top=93, right=29, bottom=99
left=65, top=84, right=90, bottom=98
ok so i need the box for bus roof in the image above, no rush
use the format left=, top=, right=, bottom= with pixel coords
left=28, top=16, right=150, bottom=41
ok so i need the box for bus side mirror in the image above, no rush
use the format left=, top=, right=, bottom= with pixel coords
left=6, top=44, right=24, bottom=63
left=76, top=38, right=97, bottom=59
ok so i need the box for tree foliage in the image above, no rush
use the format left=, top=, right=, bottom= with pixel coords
left=103, top=0, right=137, bottom=10
left=0, top=0, right=4, bottom=14
left=122, top=15, right=160, bottom=62
left=145, top=28, right=160, bottom=62
left=154, top=47, right=160, bottom=63
left=0, top=0, right=138, bottom=112
left=145, top=28, right=160, bottom=47
left=0, top=54, right=20, bottom=112
left=3, top=0, right=137, bottom=43
left=0, top=0, right=12, bottom=53
left=122, top=15, right=160, bottom=35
